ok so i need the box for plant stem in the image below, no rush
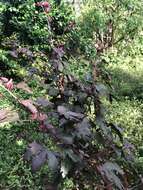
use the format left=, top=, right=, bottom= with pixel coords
left=0, top=83, right=18, bottom=100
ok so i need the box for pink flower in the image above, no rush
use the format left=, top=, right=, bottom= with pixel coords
left=38, top=113, right=47, bottom=121
left=39, top=124, right=47, bottom=132
left=31, top=113, right=38, bottom=120
left=44, top=7, right=50, bottom=13
left=36, top=2, right=49, bottom=7
left=5, top=79, right=14, bottom=91
left=31, top=112, right=47, bottom=121
left=0, top=77, right=9, bottom=83
left=35, top=1, right=51, bottom=13
left=20, top=99, right=38, bottom=114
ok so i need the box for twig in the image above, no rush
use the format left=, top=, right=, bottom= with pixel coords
left=113, top=27, right=137, bottom=45
left=41, top=6, right=54, bottom=48
left=0, top=83, right=18, bottom=100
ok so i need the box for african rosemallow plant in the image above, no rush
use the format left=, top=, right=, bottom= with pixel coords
left=23, top=51, right=143, bottom=189
left=0, top=0, right=143, bottom=189
left=1, top=46, right=141, bottom=189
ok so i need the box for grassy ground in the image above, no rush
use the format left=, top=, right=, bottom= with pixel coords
left=105, top=58, right=143, bottom=146
left=0, top=55, right=143, bottom=189
left=0, top=85, right=58, bottom=190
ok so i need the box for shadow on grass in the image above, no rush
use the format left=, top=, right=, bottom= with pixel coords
left=109, top=67, right=143, bottom=100
left=0, top=123, right=53, bottom=190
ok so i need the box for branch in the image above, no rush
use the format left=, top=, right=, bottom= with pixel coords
left=113, top=27, right=138, bottom=46
left=0, top=83, right=18, bottom=100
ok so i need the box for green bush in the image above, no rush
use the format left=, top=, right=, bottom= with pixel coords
left=0, top=0, right=74, bottom=78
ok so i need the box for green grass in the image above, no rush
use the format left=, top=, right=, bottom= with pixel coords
left=0, top=122, right=57, bottom=189
left=105, top=55, right=143, bottom=147
left=106, top=98, right=143, bottom=146
left=0, top=84, right=56, bottom=189
left=0, top=82, right=75, bottom=190
left=106, top=55, right=143, bottom=99
left=104, top=57, right=143, bottom=174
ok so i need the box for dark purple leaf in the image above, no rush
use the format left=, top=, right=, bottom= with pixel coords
left=57, top=106, right=84, bottom=122
left=18, top=48, right=27, bottom=54
left=95, top=83, right=108, bottom=97
left=76, top=118, right=92, bottom=140
left=9, top=50, right=18, bottom=58
left=32, top=150, right=47, bottom=172
left=49, top=88, right=59, bottom=97
left=96, top=114, right=112, bottom=139
left=28, top=141, right=43, bottom=154
left=73, top=105, right=83, bottom=113
left=100, top=162, right=124, bottom=190
left=65, top=149, right=80, bottom=163
left=28, top=67, right=38, bottom=76
left=57, top=106, right=68, bottom=115
left=57, top=61, right=64, bottom=72
left=23, top=149, right=32, bottom=162
left=63, top=90, right=74, bottom=97
left=53, top=45, right=64, bottom=58
left=47, top=151, right=59, bottom=171
left=77, top=92, right=87, bottom=103
left=47, top=112, right=59, bottom=120
left=44, top=121, right=57, bottom=135
left=18, top=48, right=33, bottom=58
left=59, top=118, right=69, bottom=127
left=109, top=123, right=123, bottom=141
left=60, top=135, right=74, bottom=145
left=36, top=98, right=54, bottom=108
left=24, top=141, right=43, bottom=161
left=44, top=184, right=58, bottom=190
left=123, top=139, right=135, bottom=161
left=65, top=111, right=84, bottom=121
left=24, top=142, right=60, bottom=172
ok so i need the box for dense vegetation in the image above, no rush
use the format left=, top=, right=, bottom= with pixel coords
left=0, top=0, right=143, bottom=189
